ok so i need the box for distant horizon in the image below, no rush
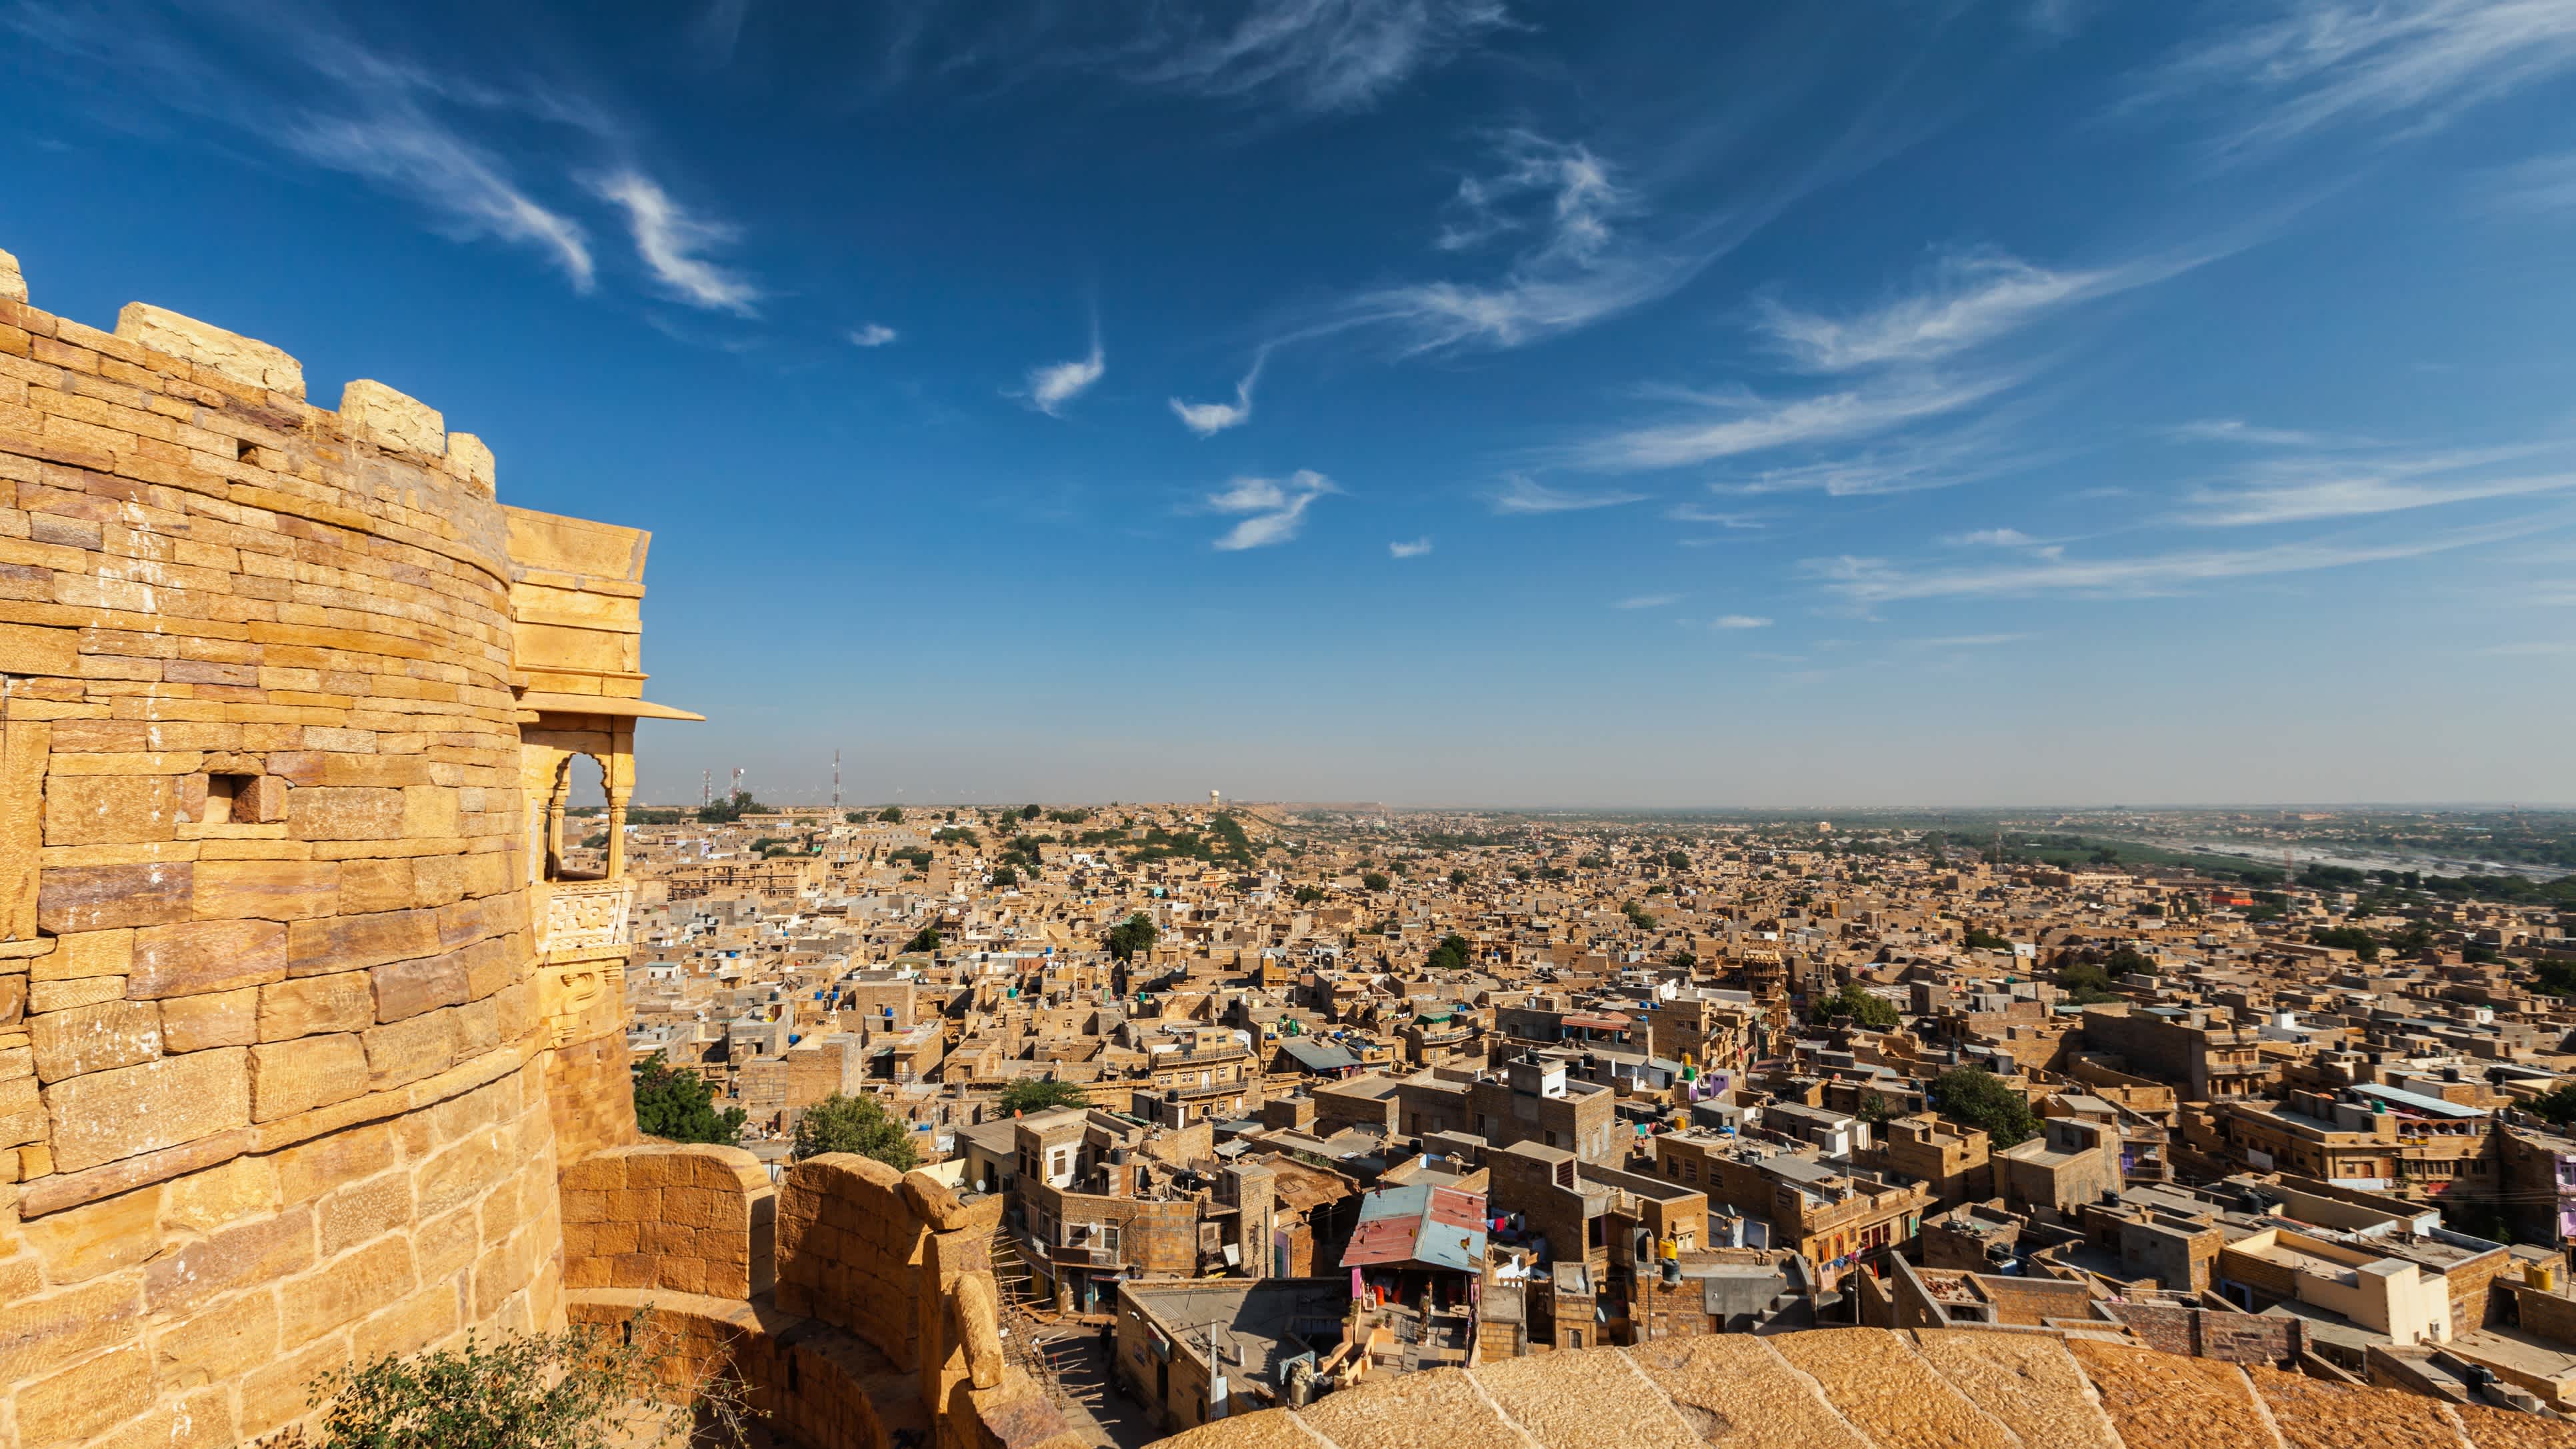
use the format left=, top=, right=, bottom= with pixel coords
left=619, top=795, right=2576, bottom=814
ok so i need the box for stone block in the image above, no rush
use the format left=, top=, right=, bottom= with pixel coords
left=193, top=858, right=337, bottom=921
left=153, top=1288, right=279, bottom=1388
left=33, top=927, right=131, bottom=982
left=319, top=1168, right=414, bottom=1256
left=45, top=1047, right=249, bottom=1174
left=114, top=301, right=305, bottom=398
left=287, top=786, right=405, bottom=841
left=17, top=1338, right=153, bottom=1449
left=0, top=622, right=77, bottom=678
left=237, top=1330, right=350, bottom=1442
left=37, top=861, right=195, bottom=933
left=161, top=1152, right=279, bottom=1234
left=259, top=972, right=375, bottom=1040
left=362, top=1008, right=457, bottom=1090
left=22, top=1184, right=161, bottom=1283
left=42, top=774, right=181, bottom=846
left=0, top=244, right=22, bottom=303
left=90, top=1388, right=237, bottom=1449
left=0, top=1072, right=47, bottom=1148
left=369, top=949, right=469, bottom=1022
left=29, top=998, right=161, bottom=1082
left=351, top=1282, right=459, bottom=1364
left=249, top=1033, right=367, bottom=1122
left=161, top=986, right=259, bottom=1052
left=144, top=1204, right=315, bottom=1315
left=279, top=1232, right=417, bottom=1347
left=129, top=918, right=287, bottom=998
left=447, top=430, right=496, bottom=495
left=1, top=719, right=46, bottom=939
left=274, top=1121, right=395, bottom=1204
left=28, top=975, right=125, bottom=1012
left=0, top=1273, right=145, bottom=1384
left=288, top=906, right=440, bottom=976
left=337, top=378, right=444, bottom=457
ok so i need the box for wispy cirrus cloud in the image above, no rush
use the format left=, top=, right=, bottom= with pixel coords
left=1023, top=331, right=1107, bottom=417
left=292, top=113, right=596, bottom=288
left=1171, top=351, right=1266, bottom=437
left=590, top=171, right=759, bottom=313
left=1488, top=475, right=1648, bottom=515
left=1917, top=633, right=2033, bottom=647
left=1666, top=504, right=1767, bottom=528
left=1615, top=593, right=1679, bottom=609
left=1568, top=375, right=2010, bottom=473
left=1752, top=251, right=2118, bottom=372
left=1208, top=470, right=1339, bottom=550
left=872, top=0, right=1513, bottom=115
left=849, top=323, right=899, bottom=347
left=1710, top=614, right=1773, bottom=629
left=1389, top=537, right=1433, bottom=559
left=1339, top=131, right=1705, bottom=354
left=1943, top=528, right=2037, bottom=547
left=2185, top=469, right=2576, bottom=526
left=9, top=3, right=613, bottom=290
left=1809, top=521, right=2537, bottom=603
left=2139, top=0, right=2576, bottom=155
left=2167, top=418, right=2351, bottom=447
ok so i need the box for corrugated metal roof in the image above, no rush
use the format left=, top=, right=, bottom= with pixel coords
left=1343, top=1183, right=1487, bottom=1272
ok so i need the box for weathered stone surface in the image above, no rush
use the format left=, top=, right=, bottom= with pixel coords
left=44, top=1047, right=250, bottom=1174
left=22, top=1184, right=163, bottom=1283
left=287, top=786, right=407, bottom=842
left=1907, top=1330, right=2123, bottom=1449
left=258, top=972, right=376, bottom=1040
left=447, top=429, right=496, bottom=494
left=2065, top=1337, right=2279, bottom=1449
left=115, top=301, right=305, bottom=397
left=362, top=1008, right=458, bottom=1090
left=160, top=986, right=261, bottom=1052
left=287, top=906, right=441, bottom=977
left=1301, top=1368, right=1524, bottom=1449
left=0, top=623, right=77, bottom=679
left=145, top=1204, right=315, bottom=1314
left=29, top=998, right=162, bottom=1083
left=369, top=950, right=470, bottom=1023
left=1, top=719, right=51, bottom=939
left=0, top=1272, right=144, bottom=1384
left=43, top=774, right=182, bottom=846
left=1772, top=1328, right=2016, bottom=1449
left=37, top=861, right=195, bottom=934
left=192, top=859, right=338, bottom=922
left=129, top=918, right=288, bottom=999
left=249, top=1034, right=368, bottom=1122
left=337, top=378, right=445, bottom=457
left=18, top=1338, right=155, bottom=1449
left=0, top=243, right=24, bottom=303
left=1623, top=1334, right=1870, bottom=1449
left=279, top=1232, right=418, bottom=1347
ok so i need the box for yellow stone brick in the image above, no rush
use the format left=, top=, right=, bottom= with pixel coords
left=279, top=1232, right=416, bottom=1347
left=151, top=1285, right=279, bottom=1388
left=17, top=1339, right=153, bottom=1449
left=161, top=1151, right=278, bottom=1234
left=249, top=1032, right=367, bottom=1122
left=159, top=984, right=259, bottom=1052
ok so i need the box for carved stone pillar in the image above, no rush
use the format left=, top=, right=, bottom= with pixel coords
left=605, top=796, right=629, bottom=880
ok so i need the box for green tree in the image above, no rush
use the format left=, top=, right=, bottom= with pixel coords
left=1021, top=804, right=1043, bottom=820
left=2053, top=960, right=2123, bottom=1005
left=1449, top=868, right=1471, bottom=887
left=1105, top=912, right=1159, bottom=963
left=1426, top=934, right=1472, bottom=972
left=877, top=806, right=903, bottom=822
left=792, top=1092, right=920, bottom=1168
left=631, top=1054, right=745, bottom=1146
left=1361, top=870, right=1391, bottom=892
left=1623, top=901, right=1657, bottom=931
left=2526, top=1082, right=2576, bottom=1128
left=2311, top=925, right=2381, bottom=962
left=265, top=1309, right=742, bottom=1449
left=1812, top=982, right=1898, bottom=1030
left=1664, top=850, right=1690, bottom=870
left=1294, top=884, right=1327, bottom=904
left=997, top=1078, right=1091, bottom=1114
left=990, top=866, right=1020, bottom=888
left=1962, top=926, right=2013, bottom=952
left=1931, top=1067, right=2039, bottom=1148
left=903, top=926, right=941, bottom=954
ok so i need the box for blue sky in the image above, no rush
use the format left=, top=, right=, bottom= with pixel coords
left=5, top=0, right=2574, bottom=808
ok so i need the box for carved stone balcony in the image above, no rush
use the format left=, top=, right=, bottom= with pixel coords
left=538, top=876, right=636, bottom=960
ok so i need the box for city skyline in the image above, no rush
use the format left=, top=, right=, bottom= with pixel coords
left=6, top=0, right=2573, bottom=806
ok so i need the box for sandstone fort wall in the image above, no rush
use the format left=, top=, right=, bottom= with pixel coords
left=0, top=255, right=576, bottom=1448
